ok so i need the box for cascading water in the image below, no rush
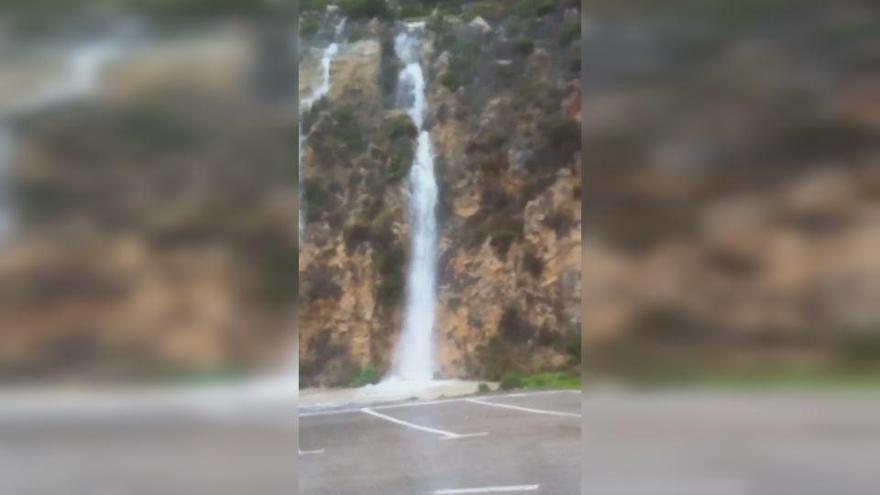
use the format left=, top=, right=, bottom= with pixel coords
left=298, top=17, right=346, bottom=244
left=385, top=24, right=440, bottom=383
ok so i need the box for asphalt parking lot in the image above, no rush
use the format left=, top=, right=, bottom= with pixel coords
left=299, top=390, right=581, bottom=494
left=2, top=387, right=878, bottom=494
left=581, top=390, right=880, bottom=495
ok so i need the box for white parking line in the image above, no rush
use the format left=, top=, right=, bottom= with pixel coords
left=298, top=449, right=325, bottom=455
left=300, top=390, right=577, bottom=417
left=466, top=398, right=581, bottom=418
left=433, top=485, right=539, bottom=494
left=361, top=408, right=487, bottom=440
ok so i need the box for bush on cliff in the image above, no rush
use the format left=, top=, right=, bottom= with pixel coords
left=514, top=0, right=559, bottom=18
left=341, top=0, right=393, bottom=20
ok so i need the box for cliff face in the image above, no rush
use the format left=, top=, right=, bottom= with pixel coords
left=299, top=32, right=410, bottom=385
left=298, top=6, right=582, bottom=386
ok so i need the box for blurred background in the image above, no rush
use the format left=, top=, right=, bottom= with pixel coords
left=583, top=0, right=880, bottom=387
left=582, top=1, right=880, bottom=493
left=0, top=0, right=298, bottom=386
left=0, top=1, right=299, bottom=494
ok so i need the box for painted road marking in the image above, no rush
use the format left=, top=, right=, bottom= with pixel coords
left=298, top=449, right=325, bottom=455
left=361, top=408, right=487, bottom=440
left=300, top=390, right=576, bottom=417
left=438, top=432, right=489, bottom=440
left=433, top=485, right=539, bottom=494
left=466, top=398, right=581, bottom=418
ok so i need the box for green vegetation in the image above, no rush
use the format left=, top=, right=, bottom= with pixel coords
left=513, top=38, right=535, bottom=56
left=565, top=331, right=581, bottom=365
left=15, top=179, right=77, bottom=224
left=388, top=142, right=415, bottom=182
left=462, top=0, right=505, bottom=21
left=438, top=36, right=480, bottom=91
left=387, top=115, right=419, bottom=140
left=440, top=70, right=464, bottom=91
left=303, top=177, right=330, bottom=223
left=332, top=105, right=368, bottom=157
left=559, top=18, right=580, bottom=45
left=522, top=372, right=581, bottom=390
left=385, top=114, right=417, bottom=183
left=499, top=307, right=534, bottom=344
left=499, top=371, right=526, bottom=390
left=300, top=16, right=320, bottom=37
left=377, top=269, right=405, bottom=306
left=500, top=371, right=580, bottom=391
left=478, top=382, right=492, bottom=393
left=513, top=0, right=561, bottom=18
left=350, top=367, right=381, bottom=387
left=245, top=228, right=300, bottom=305
left=545, top=117, right=581, bottom=150
left=341, top=0, right=393, bottom=19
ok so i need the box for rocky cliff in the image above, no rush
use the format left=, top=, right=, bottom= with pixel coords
left=298, top=4, right=582, bottom=386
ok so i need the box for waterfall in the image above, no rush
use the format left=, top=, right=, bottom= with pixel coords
left=298, top=17, right=346, bottom=244
left=386, top=25, right=440, bottom=383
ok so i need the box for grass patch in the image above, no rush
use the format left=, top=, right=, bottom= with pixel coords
left=524, top=372, right=581, bottom=390
left=350, top=367, right=381, bottom=387
left=500, top=371, right=581, bottom=391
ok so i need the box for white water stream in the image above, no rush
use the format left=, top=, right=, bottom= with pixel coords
left=384, top=25, right=440, bottom=384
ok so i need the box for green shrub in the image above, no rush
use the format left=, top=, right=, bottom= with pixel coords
left=300, top=17, right=319, bottom=37
left=343, top=219, right=372, bottom=249
left=388, top=115, right=418, bottom=140
left=426, top=12, right=449, bottom=33
left=523, top=372, right=581, bottom=390
left=565, top=331, right=582, bottom=364
left=560, top=19, right=580, bottom=45
left=464, top=0, right=507, bottom=21
left=388, top=151, right=414, bottom=183
left=341, top=0, right=393, bottom=20
left=499, top=307, right=534, bottom=343
left=378, top=245, right=406, bottom=276
left=440, top=69, right=464, bottom=91
left=377, top=270, right=405, bottom=306
left=478, top=383, right=491, bottom=393
left=513, top=38, right=534, bottom=55
left=477, top=335, right=511, bottom=381
left=515, top=0, right=558, bottom=17
left=545, top=117, right=581, bottom=148
left=500, top=371, right=526, bottom=390
left=350, top=368, right=381, bottom=387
